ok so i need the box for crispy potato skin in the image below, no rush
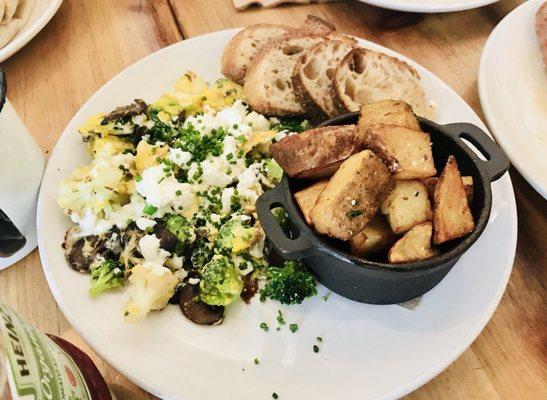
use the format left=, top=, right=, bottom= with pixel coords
left=294, top=180, right=329, bottom=225
left=432, top=156, right=475, bottom=244
left=310, top=150, right=393, bottom=240
left=270, top=125, right=361, bottom=179
left=380, top=180, right=433, bottom=234
left=349, top=215, right=394, bottom=257
left=388, top=222, right=438, bottom=263
left=364, top=124, right=436, bottom=180
left=423, top=176, right=473, bottom=205
left=358, top=100, right=420, bottom=130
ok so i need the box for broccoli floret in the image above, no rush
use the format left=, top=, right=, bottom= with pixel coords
left=199, top=255, right=244, bottom=306
left=260, top=261, right=317, bottom=305
left=89, top=258, right=124, bottom=297
left=215, top=217, right=257, bottom=254
left=264, top=158, right=283, bottom=185
left=165, top=214, right=195, bottom=250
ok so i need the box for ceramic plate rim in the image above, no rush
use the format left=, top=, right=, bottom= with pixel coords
left=357, top=0, right=499, bottom=13
left=478, top=0, right=547, bottom=198
left=0, top=0, right=64, bottom=62
left=37, top=29, right=518, bottom=400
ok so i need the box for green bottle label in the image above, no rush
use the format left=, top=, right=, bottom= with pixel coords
left=0, top=302, right=93, bottom=400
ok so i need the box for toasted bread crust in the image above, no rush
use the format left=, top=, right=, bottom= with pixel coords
left=292, top=39, right=356, bottom=121
left=244, top=33, right=327, bottom=116
left=221, top=24, right=294, bottom=84
left=332, top=48, right=431, bottom=118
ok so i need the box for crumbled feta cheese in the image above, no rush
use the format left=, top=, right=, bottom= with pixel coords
left=138, top=235, right=171, bottom=273
left=136, top=217, right=157, bottom=231
left=168, top=148, right=192, bottom=167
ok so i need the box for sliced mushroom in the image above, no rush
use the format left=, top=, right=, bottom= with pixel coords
left=153, top=222, right=178, bottom=252
left=179, top=284, right=224, bottom=325
left=103, top=99, right=148, bottom=123
left=63, top=227, right=123, bottom=273
left=240, top=275, right=259, bottom=304
left=62, top=227, right=99, bottom=273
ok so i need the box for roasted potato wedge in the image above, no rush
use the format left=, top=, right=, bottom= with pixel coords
left=423, top=176, right=473, bottom=205
left=269, top=125, right=361, bottom=179
left=365, top=124, right=436, bottom=180
left=349, top=215, right=395, bottom=257
left=388, top=222, right=438, bottom=263
left=310, top=150, right=393, bottom=240
left=433, top=156, right=475, bottom=244
left=358, top=100, right=420, bottom=130
left=294, top=180, right=329, bottom=225
left=380, top=180, right=433, bottom=234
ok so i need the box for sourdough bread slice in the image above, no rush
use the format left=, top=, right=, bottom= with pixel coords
left=292, top=39, right=356, bottom=120
left=221, top=24, right=295, bottom=85
left=332, top=48, right=432, bottom=118
left=244, top=34, right=327, bottom=116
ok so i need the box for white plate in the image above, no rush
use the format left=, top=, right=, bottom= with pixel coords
left=357, top=0, right=498, bottom=13
left=0, top=0, right=63, bottom=62
left=479, top=0, right=547, bottom=198
left=37, top=30, right=517, bottom=400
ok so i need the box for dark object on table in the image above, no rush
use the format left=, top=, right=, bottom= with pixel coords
left=257, top=113, right=510, bottom=304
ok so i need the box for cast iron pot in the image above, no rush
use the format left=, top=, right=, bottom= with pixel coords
left=256, top=114, right=510, bottom=304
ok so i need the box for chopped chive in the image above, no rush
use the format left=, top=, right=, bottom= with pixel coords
left=135, top=175, right=142, bottom=182
left=316, top=337, right=322, bottom=342
left=276, top=310, right=285, bottom=325
left=254, top=358, right=259, bottom=365
left=313, top=345, right=319, bottom=353
left=272, top=393, right=278, bottom=399
left=259, top=322, right=269, bottom=332
left=175, top=190, right=182, bottom=196
left=346, top=210, right=363, bottom=219
left=289, top=323, right=298, bottom=333
left=143, top=204, right=158, bottom=215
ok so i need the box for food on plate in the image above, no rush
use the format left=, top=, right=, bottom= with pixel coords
left=358, top=100, right=420, bottom=130
left=363, top=124, right=437, bottom=180
left=380, top=180, right=433, bottom=234
left=332, top=48, right=432, bottom=118
left=309, top=150, right=393, bottom=240
left=292, top=39, right=357, bottom=120
left=536, top=1, right=547, bottom=65
left=349, top=215, right=394, bottom=257
left=423, top=175, right=473, bottom=205
left=269, top=124, right=359, bottom=178
left=244, top=34, right=329, bottom=116
left=388, top=222, right=438, bottom=263
left=270, top=99, right=476, bottom=264
left=57, top=71, right=318, bottom=324
left=223, top=17, right=433, bottom=123
left=221, top=16, right=335, bottom=84
left=294, top=180, right=328, bottom=224
left=0, top=0, right=36, bottom=49
left=259, top=260, right=317, bottom=305
left=432, top=156, right=475, bottom=244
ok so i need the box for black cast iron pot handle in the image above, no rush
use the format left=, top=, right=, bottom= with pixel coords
left=256, top=183, right=316, bottom=260
left=440, top=122, right=510, bottom=182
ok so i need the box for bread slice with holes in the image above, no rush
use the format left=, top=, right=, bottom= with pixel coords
left=221, top=24, right=295, bottom=85
left=292, top=39, right=356, bottom=120
left=332, top=48, right=433, bottom=118
left=244, top=34, right=327, bottom=116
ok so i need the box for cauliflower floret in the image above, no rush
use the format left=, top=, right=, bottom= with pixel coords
left=123, top=235, right=178, bottom=322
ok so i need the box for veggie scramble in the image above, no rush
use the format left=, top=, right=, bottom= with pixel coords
left=57, top=72, right=316, bottom=324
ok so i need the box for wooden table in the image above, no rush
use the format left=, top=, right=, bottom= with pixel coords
left=1, top=0, right=546, bottom=398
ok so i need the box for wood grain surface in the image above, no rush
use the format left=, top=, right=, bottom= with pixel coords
left=0, top=0, right=545, bottom=399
